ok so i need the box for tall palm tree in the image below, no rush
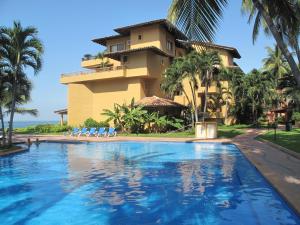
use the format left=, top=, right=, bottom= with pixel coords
left=0, top=65, right=9, bottom=145
left=162, top=57, right=194, bottom=122
left=0, top=21, right=43, bottom=146
left=197, top=50, right=222, bottom=115
left=163, top=55, right=199, bottom=123
left=168, top=0, right=300, bottom=87
left=262, top=45, right=290, bottom=81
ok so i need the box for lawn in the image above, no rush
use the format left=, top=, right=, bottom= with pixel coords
left=120, top=125, right=246, bottom=139
left=258, top=129, right=300, bottom=153
left=15, top=124, right=247, bottom=139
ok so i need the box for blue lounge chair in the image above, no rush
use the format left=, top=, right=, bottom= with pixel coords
left=70, top=128, right=80, bottom=136
left=106, top=127, right=117, bottom=137
left=97, top=127, right=106, bottom=137
left=78, top=127, right=88, bottom=137
left=87, top=127, right=97, bottom=137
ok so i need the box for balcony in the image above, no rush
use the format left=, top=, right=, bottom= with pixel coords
left=61, top=66, right=127, bottom=84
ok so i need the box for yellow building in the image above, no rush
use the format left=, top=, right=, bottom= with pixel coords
left=61, top=19, right=241, bottom=126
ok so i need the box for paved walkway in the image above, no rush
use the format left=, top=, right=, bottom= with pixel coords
left=13, top=130, right=300, bottom=214
left=232, top=129, right=300, bottom=215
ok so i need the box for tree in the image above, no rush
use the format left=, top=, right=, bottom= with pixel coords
left=0, top=21, right=43, bottom=146
left=0, top=65, right=9, bottom=145
left=168, top=0, right=300, bottom=87
left=245, top=69, right=276, bottom=124
left=196, top=50, right=222, bottom=115
left=262, top=45, right=290, bottom=80
left=101, top=103, right=123, bottom=129
left=95, top=51, right=110, bottom=69
left=162, top=57, right=194, bottom=123
left=163, top=55, right=199, bottom=123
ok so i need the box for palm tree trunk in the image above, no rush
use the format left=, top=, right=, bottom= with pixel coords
left=203, top=83, right=209, bottom=114
left=0, top=106, right=6, bottom=146
left=8, top=79, right=17, bottom=146
left=252, top=0, right=300, bottom=87
left=188, top=81, right=198, bottom=122
left=182, top=89, right=194, bottom=127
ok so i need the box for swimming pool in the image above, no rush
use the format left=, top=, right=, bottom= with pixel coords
left=0, top=142, right=299, bottom=225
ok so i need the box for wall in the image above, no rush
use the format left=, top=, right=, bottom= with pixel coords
left=106, top=36, right=130, bottom=51
left=67, top=77, right=145, bottom=126
left=130, top=25, right=161, bottom=50
left=67, top=83, right=93, bottom=126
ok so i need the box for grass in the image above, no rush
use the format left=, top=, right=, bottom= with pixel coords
left=258, top=128, right=300, bottom=153
left=120, top=125, right=246, bottom=139
left=14, top=123, right=248, bottom=139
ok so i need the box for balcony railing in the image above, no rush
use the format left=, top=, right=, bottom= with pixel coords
left=61, top=66, right=125, bottom=77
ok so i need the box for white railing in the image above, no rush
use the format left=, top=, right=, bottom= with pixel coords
left=61, top=66, right=125, bottom=77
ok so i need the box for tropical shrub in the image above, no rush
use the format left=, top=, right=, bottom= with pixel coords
left=15, top=124, right=71, bottom=134
left=84, top=118, right=109, bottom=129
left=292, top=112, right=300, bottom=121
left=102, top=98, right=184, bottom=134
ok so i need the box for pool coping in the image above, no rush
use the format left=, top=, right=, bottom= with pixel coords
left=10, top=132, right=300, bottom=216
left=257, top=138, right=300, bottom=160
left=0, top=145, right=29, bottom=157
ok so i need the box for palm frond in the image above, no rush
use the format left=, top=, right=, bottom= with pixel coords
left=168, top=0, right=228, bottom=41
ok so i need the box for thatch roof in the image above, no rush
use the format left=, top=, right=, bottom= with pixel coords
left=135, top=96, right=186, bottom=108
left=54, top=109, right=68, bottom=115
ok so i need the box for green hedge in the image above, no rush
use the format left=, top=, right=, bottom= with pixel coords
left=15, top=124, right=71, bottom=134
left=83, top=118, right=109, bottom=129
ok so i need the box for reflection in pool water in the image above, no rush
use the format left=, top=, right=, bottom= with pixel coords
left=0, top=142, right=299, bottom=225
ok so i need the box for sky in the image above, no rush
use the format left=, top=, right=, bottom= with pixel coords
left=0, top=0, right=274, bottom=121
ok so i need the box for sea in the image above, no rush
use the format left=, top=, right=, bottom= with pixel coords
left=3, top=121, right=59, bottom=128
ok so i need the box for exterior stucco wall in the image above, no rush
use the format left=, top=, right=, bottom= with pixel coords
left=130, top=25, right=161, bottom=50
left=67, top=83, right=94, bottom=126
left=67, top=78, right=145, bottom=126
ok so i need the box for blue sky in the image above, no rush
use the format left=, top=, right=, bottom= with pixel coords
left=0, top=0, right=274, bottom=121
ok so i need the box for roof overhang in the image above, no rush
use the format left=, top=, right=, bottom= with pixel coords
left=177, top=40, right=241, bottom=59
left=54, top=109, right=68, bottom=115
left=92, top=19, right=188, bottom=47
left=92, top=34, right=127, bottom=46
left=104, top=46, right=172, bottom=60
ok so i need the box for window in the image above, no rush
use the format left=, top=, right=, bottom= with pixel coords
left=167, top=40, right=173, bottom=51
left=138, top=34, right=142, bottom=40
left=110, top=43, right=125, bottom=53
left=110, top=45, right=118, bottom=53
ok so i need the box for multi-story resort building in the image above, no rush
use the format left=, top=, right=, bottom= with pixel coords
left=61, top=19, right=241, bottom=126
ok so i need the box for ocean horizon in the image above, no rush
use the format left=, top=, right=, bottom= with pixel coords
left=3, top=121, right=60, bottom=128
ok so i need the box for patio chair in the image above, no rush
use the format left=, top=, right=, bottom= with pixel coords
left=97, top=127, right=106, bottom=137
left=78, top=127, right=88, bottom=137
left=70, top=128, right=80, bottom=136
left=106, top=127, right=117, bottom=137
left=87, top=127, right=97, bottom=137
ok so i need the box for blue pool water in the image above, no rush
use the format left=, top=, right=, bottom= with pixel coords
left=0, top=142, right=299, bottom=225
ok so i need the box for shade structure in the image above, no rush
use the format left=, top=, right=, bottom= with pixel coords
left=135, top=96, right=186, bottom=108
left=54, top=109, right=68, bottom=126
left=135, top=96, right=186, bottom=117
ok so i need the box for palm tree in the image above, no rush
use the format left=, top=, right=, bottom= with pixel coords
left=95, top=51, right=110, bottom=69
left=163, top=55, right=199, bottom=123
left=162, top=57, right=194, bottom=122
left=0, top=21, right=43, bottom=146
left=168, top=0, right=300, bottom=87
left=262, top=45, right=290, bottom=80
left=197, top=50, right=222, bottom=115
left=0, top=65, right=9, bottom=145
